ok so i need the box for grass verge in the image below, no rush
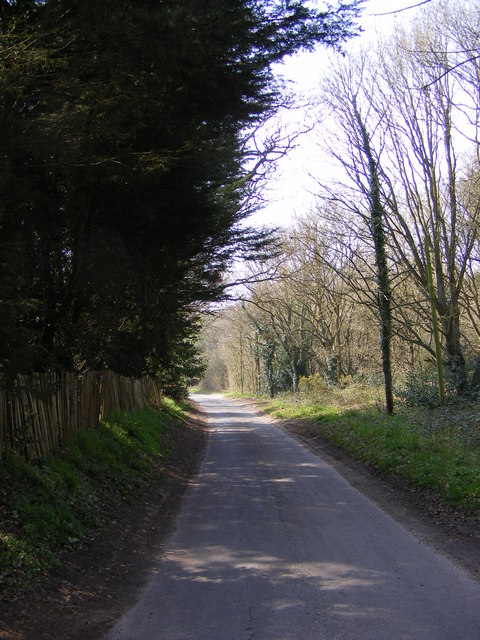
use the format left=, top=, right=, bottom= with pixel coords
left=0, top=400, right=186, bottom=595
left=259, top=391, right=480, bottom=517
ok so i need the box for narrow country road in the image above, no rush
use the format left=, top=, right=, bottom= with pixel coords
left=105, top=394, right=480, bottom=640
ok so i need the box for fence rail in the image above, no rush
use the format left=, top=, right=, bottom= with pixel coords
left=0, top=371, right=163, bottom=461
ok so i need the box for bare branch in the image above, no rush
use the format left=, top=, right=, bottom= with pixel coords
left=422, top=54, right=480, bottom=90
left=367, top=0, right=433, bottom=18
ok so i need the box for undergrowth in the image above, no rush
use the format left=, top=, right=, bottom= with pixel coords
left=260, top=389, right=480, bottom=517
left=0, top=402, right=186, bottom=595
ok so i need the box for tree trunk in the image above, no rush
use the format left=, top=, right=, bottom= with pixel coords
left=470, top=352, right=480, bottom=389
left=357, top=109, right=394, bottom=414
left=425, top=236, right=446, bottom=405
left=442, top=302, right=466, bottom=395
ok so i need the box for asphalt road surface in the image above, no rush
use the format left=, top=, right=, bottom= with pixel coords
left=105, top=393, right=480, bottom=640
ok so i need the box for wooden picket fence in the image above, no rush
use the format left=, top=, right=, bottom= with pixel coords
left=0, top=371, right=163, bottom=461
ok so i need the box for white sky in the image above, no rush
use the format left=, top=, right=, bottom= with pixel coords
left=248, top=0, right=431, bottom=229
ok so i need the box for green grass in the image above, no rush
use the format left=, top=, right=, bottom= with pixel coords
left=261, top=392, right=480, bottom=517
left=0, top=401, right=187, bottom=594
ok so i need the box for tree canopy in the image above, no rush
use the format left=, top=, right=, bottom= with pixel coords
left=0, top=0, right=362, bottom=393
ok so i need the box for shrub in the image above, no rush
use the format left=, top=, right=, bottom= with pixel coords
left=397, top=368, right=440, bottom=407
left=298, top=373, right=329, bottom=399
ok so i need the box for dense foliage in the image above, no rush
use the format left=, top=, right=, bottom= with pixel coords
left=0, top=0, right=361, bottom=392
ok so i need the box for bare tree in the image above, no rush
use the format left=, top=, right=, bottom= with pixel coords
left=286, top=212, right=379, bottom=382
left=373, top=9, right=479, bottom=394
left=317, top=1, right=480, bottom=400
left=318, top=54, right=395, bottom=411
